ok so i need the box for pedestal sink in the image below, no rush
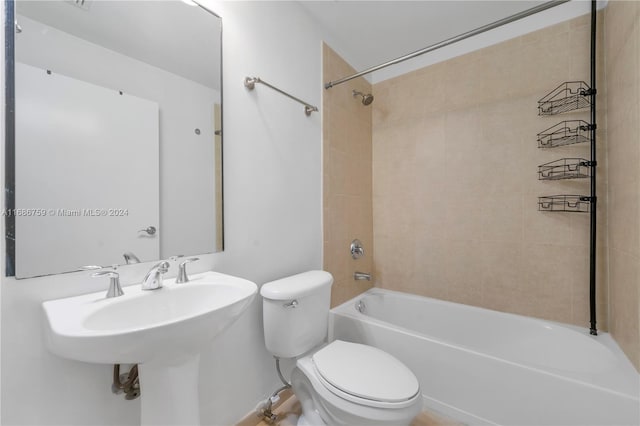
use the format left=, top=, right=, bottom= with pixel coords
left=42, top=271, right=257, bottom=426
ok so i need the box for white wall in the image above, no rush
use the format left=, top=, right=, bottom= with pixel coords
left=16, top=14, right=220, bottom=263
left=2, top=1, right=327, bottom=424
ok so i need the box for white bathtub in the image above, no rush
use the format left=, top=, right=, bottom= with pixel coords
left=329, top=288, right=640, bottom=426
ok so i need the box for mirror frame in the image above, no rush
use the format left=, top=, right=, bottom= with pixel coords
left=5, top=0, right=16, bottom=277
left=4, top=0, right=224, bottom=277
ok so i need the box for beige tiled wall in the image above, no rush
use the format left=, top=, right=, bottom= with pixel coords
left=372, top=14, right=609, bottom=329
left=322, top=44, right=374, bottom=307
left=604, top=0, right=640, bottom=371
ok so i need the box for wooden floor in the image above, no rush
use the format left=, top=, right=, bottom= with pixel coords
left=237, top=393, right=462, bottom=426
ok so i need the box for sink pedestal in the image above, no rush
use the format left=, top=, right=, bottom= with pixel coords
left=138, top=354, right=201, bottom=426
left=42, top=271, right=258, bottom=426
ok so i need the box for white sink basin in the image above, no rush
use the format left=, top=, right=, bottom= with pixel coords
left=43, top=271, right=257, bottom=364
left=42, top=270, right=257, bottom=425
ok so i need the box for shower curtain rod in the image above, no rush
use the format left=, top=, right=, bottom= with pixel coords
left=324, top=0, right=570, bottom=89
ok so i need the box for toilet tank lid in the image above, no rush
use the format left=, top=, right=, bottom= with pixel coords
left=261, top=270, right=333, bottom=300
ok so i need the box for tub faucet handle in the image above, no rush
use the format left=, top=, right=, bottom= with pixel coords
left=350, top=239, right=364, bottom=259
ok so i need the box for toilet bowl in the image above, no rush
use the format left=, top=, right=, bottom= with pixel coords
left=261, top=271, right=422, bottom=426
left=291, top=340, right=422, bottom=425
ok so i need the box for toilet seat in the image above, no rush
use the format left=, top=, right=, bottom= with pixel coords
left=311, top=340, right=420, bottom=409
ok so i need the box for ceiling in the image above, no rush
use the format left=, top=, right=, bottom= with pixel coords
left=299, top=0, right=546, bottom=72
left=16, top=0, right=222, bottom=90
left=16, top=1, right=561, bottom=91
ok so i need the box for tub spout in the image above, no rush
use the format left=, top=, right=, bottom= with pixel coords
left=354, top=272, right=371, bottom=281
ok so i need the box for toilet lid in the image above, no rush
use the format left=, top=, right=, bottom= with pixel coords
left=312, top=340, right=420, bottom=403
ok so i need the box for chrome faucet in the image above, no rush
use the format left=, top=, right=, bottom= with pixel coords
left=354, top=272, right=371, bottom=281
left=176, top=257, right=199, bottom=284
left=141, top=261, right=170, bottom=290
left=91, top=270, right=124, bottom=298
left=123, top=252, right=141, bottom=264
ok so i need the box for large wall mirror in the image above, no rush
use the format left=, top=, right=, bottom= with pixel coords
left=6, top=0, right=223, bottom=278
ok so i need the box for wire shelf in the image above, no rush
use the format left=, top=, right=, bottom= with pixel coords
left=538, top=81, right=592, bottom=116
left=537, top=120, right=592, bottom=148
left=538, top=158, right=591, bottom=180
left=538, top=195, right=591, bottom=213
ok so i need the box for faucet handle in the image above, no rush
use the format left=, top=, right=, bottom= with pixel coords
left=350, top=239, right=364, bottom=259
left=91, top=270, right=119, bottom=278
left=176, top=258, right=199, bottom=284
left=91, top=270, right=124, bottom=298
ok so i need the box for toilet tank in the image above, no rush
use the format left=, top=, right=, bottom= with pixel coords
left=261, top=270, right=333, bottom=358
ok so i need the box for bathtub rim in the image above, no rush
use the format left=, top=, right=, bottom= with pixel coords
left=330, top=287, right=640, bottom=401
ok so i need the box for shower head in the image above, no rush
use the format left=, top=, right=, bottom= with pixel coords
left=352, top=90, right=374, bottom=106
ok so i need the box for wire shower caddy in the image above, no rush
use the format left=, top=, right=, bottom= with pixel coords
left=536, top=81, right=596, bottom=210
left=538, top=158, right=591, bottom=180
left=538, top=195, right=591, bottom=213
left=538, top=81, right=593, bottom=116
left=537, top=120, right=593, bottom=148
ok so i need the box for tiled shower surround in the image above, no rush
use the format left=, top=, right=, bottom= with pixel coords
left=371, top=13, right=608, bottom=329
left=323, top=43, right=374, bottom=307
left=323, top=6, right=639, bottom=371
left=604, top=0, right=640, bottom=371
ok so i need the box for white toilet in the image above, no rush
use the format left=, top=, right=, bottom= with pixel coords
left=261, top=270, right=422, bottom=425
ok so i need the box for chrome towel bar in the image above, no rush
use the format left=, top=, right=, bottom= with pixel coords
left=244, top=76, right=318, bottom=116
